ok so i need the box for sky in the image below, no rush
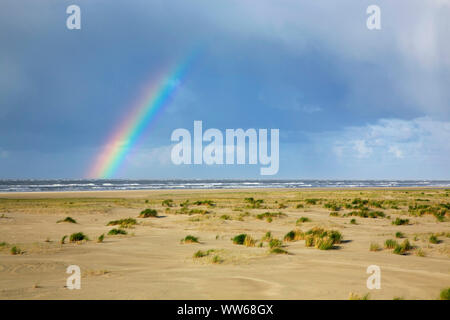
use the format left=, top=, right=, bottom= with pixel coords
left=0, top=0, right=449, bottom=179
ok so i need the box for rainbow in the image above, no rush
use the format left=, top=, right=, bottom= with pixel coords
left=87, top=52, right=197, bottom=179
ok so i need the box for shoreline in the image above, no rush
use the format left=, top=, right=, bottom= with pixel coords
left=0, top=186, right=449, bottom=198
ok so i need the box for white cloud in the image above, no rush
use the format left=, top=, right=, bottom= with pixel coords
left=328, top=117, right=450, bottom=163
left=353, top=140, right=372, bottom=158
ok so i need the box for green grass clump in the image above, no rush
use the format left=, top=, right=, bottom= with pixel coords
left=60, top=235, right=68, bottom=244
left=429, top=234, right=440, bottom=244
left=329, top=211, right=339, bottom=217
left=305, top=198, right=319, bottom=205
left=256, top=211, right=286, bottom=220
left=162, top=199, right=174, bottom=207
left=270, top=248, right=289, bottom=254
left=107, top=218, right=137, bottom=228
left=269, top=238, right=283, bottom=249
left=244, top=197, right=264, bottom=208
left=440, top=288, right=450, bottom=300
left=392, top=218, right=409, bottom=225
left=324, top=202, right=341, bottom=211
left=107, top=228, right=127, bottom=236
left=345, top=209, right=385, bottom=219
left=395, top=232, right=405, bottom=238
left=139, top=208, right=158, bottom=218
left=212, top=255, right=223, bottom=264
left=315, top=237, right=334, bottom=250
left=283, top=230, right=304, bottom=242
left=302, top=227, right=342, bottom=249
left=370, top=243, right=381, bottom=251
left=350, top=218, right=357, bottom=225
left=194, top=250, right=207, bottom=258
left=296, top=217, right=310, bottom=224
left=296, top=204, right=304, bottom=209
left=284, top=231, right=296, bottom=242
left=232, top=234, right=247, bottom=245
left=384, top=239, right=398, bottom=249
left=393, top=239, right=412, bottom=255
left=97, top=234, right=105, bottom=243
left=193, top=249, right=217, bottom=259
left=69, top=232, right=88, bottom=242
left=194, top=200, right=216, bottom=207
left=181, top=235, right=199, bottom=244
left=10, top=246, right=22, bottom=255
left=57, top=216, right=77, bottom=224
left=220, top=215, right=231, bottom=220
left=262, top=231, right=272, bottom=241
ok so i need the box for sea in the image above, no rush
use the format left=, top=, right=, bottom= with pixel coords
left=0, top=180, right=449, bottom=192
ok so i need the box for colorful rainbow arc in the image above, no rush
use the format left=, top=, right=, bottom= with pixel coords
left=87, top=52, right=197, bottom=179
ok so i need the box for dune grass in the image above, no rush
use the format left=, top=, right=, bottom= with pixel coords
left=232, top=234, right=247, bottom=245
left=69, top=232, right=88, bottom=242
left=243, top=235, right=256, bottom=247
left=296, top=217, right=310, bottom=224
left=10, top=246, right=22, bottom=255
left=429, top=234, right=440, bottom=244
left=107, top=228, right=127, bottom=236
left=57, top=216, right=77, bottom=224
left=392, top=218, right=409, bottom=225
left=395, top=232, right=405, bottom=238
left=393, top=239, right=412, bottom=255
left=270, top=247, right=289, bottom=254
left=256, top=211, right=286, bottom=221
left=440, top=288, right=450, bottom=300
left=139, top=209, right=158, bottom=218
left=107, top=218, right=137, bottom=228
left=181, top=235, right=199, bottom=244
left=269, top=238, right=283, bottom=249
left=161, top=199, right=174, bottom=207
left=384, top=239, right=398, bottom=249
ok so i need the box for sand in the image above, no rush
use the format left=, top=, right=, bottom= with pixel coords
left=0, top=188, right=449, bottom=300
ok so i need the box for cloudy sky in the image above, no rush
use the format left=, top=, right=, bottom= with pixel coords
left=1, top=0, right=449, bottom=179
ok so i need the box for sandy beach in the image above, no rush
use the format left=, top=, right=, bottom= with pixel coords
left=0, top=188, right=449, bottom=300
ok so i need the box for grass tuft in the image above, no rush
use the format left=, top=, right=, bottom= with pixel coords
left=139, top=209, right=158, bottom=218
left=392, top=218, right=409, bottom=225
left=429, top=234, right=440, bottom=244
left=232, top=234, right=247, bottom=245
left=440, top=288, right=450, bottom=300
left=181, top=235, right=199, bottom=244
left=395, top=232, right=405, bottom=238
left=57, top=216, right=77, bottom=224
left=270, top=248, right=289, bottom=254
left=69, top=232, right=88, bottom=242
left=10, top=246, right=22, bottom=255
left=384, top=239, right=398, bottom=249
left=107, top=228, right=127, bottom=236
left=107, top=218, right=137, bottom=228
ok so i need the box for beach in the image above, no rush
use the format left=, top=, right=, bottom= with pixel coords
left=0, top=188, right=449, bottom=300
